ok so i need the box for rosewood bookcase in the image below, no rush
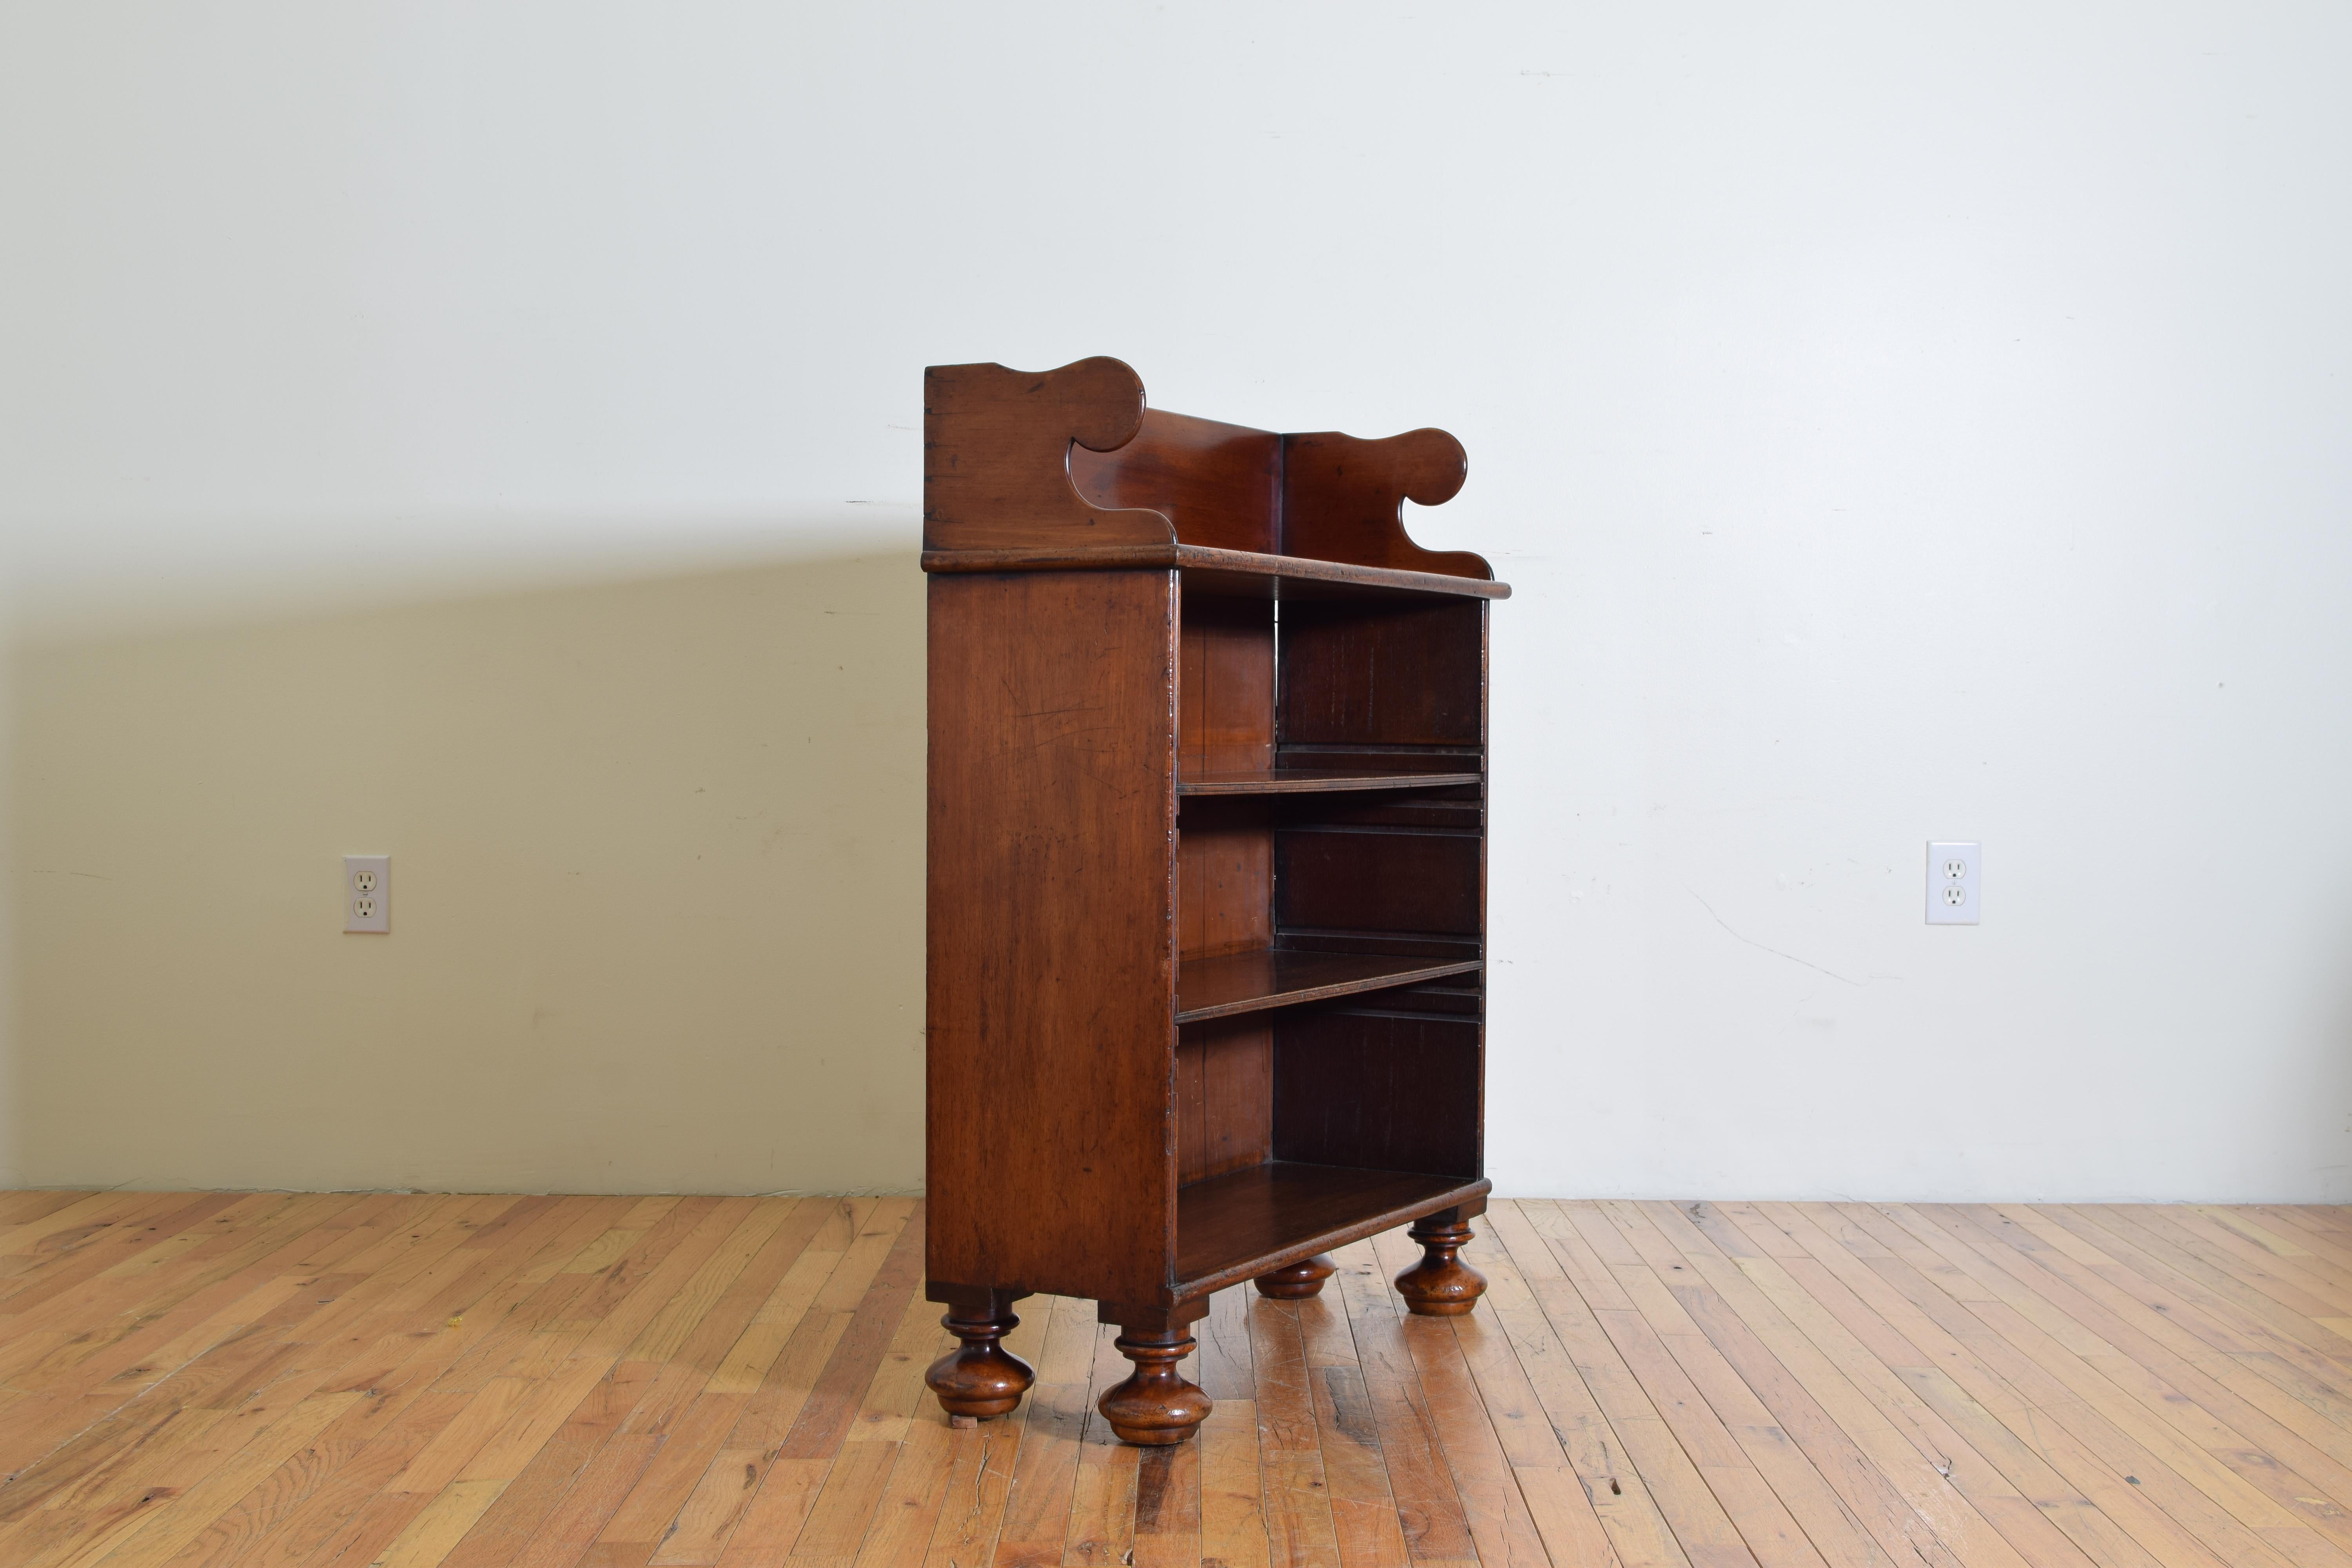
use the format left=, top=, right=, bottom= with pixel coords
left=920, top=356, right=1509, bottom=1446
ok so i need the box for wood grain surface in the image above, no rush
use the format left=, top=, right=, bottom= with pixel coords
left=1178, top=769, right=1486, bottom=796
left=922, top=355, right=1506, bottom=596
left=924, top=358, right=1503, bottom=1341
left=8, top=1192, right=2348, bottom=1566
left=1173, top=950, right=1485, bottom=1024
left=926, top=569, right=1178, bottom=1308
left=1280, top=428, right=1496, bottom=583
left=920, top=544, right=1513, bottom=601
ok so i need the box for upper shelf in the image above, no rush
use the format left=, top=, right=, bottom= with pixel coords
left=922, top=358, right=1508, bottom=598
left=1179, top=768, right=1483, bottom=797
left=919, top=543, right=1510, bottom=601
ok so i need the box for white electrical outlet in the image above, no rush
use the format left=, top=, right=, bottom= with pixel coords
left=344, top=855, right=390, bottom=934
left=1926, top=841, right=1978, bottom=925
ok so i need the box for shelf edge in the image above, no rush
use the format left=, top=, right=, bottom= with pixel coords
left=1174, top=957, right=1482, bottom=1025
left=1177, top=771, right=1484, bottom=797
left=1173, top=1174, right=1492, bottom=1301
left=921, top=545, right=1512, bottom=601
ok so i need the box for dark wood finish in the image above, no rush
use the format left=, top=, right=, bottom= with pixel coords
left=1179, top=768, right=1483, bottom=795
left=1176, top=798, right=1272, bottom=961
left=1070, top=409, right=1279, bottom=555
left=1270, top=744, right=1485, bottom=769
left=1391, top=1209, right=1489, bottom=1316
left=1277, top=826, right=1483, bottom=938
left=1095, top=1308, right=1215, bottom=1446
left=1177, top=595, right=1274, bottom=777
left=922, top=1288, right=1035, bottom=1426
left=1252, top=1253, right=1337, bottom=1298
left=1173, top=1163, right=1490, bottom=1298
left=1272, top=779, right=1485, bottom=834
left=921, top=543, right=1512, bottom=601
left=1174, top=948, right=1482, bottom=1024
left=1279, top=598, right=1488, bottom=746
left=1281, top=428, right=1494, bottom=580
left=1177, top=1016, right=1272, bottom=1185
left=1272, top=1010, right=1483, bottom=1177
left=925, top=569, right=1176, bottom=1307
left=1171, top=588, right=1275, bottom=1190
left=924, top=358, right=1504, bottom=1443
left=923, top=358, right=1162, bottom=552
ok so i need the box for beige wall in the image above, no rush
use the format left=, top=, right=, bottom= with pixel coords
left=11, top=552, right=924, bottom=1194
left=0, top=619, right=16, bottom=1189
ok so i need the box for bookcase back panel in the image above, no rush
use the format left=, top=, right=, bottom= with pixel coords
left=1271, top=1009, right=1482, bottom=1177
left=1278, top=599, right=1485, bottom=747
left=1278, top=789, right=1483, bottom=833
left=1359, top=978, right=1484, bottom=1018
left=1276, top=826, right=1483, bottom=939
left=1269, top=747, right=1485, bottom=780
left=1176, top=1016, right=1274, bottom=1186
left=926, top=569, right=1178, bottom=1305
left=1070, top=410, right=1280, bottom=555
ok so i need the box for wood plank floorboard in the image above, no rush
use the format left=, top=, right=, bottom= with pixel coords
left=4, top=1198, right=2348, bottom=1566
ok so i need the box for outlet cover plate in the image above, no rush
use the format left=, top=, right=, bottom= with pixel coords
left=344, top=855, right=390, bottom=934
left=1927, top=841, right=1978, bottom=925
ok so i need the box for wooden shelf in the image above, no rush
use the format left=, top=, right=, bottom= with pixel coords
left=1178, top=768, right=1482, bottom=797
left=926, top=359, right=1500, bottom=1438
left=1176, top=949, right=1481, bottom=1024
left=921, top=544, right=1511, bottom=602
left=1174, top=1162, right=1492, bottom=1299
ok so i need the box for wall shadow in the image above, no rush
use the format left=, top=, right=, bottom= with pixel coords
left=8, top=548, right=927, bottom=1194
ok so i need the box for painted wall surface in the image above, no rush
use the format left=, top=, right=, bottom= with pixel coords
left=14, top=557, right=924, bottom=1193
left=4, top=4, right=2349, bottom=1197
left=0, top=612, right=15, bottom=1190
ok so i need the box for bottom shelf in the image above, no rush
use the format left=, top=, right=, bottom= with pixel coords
left=1174, top=1161, right=1490, bottom=1300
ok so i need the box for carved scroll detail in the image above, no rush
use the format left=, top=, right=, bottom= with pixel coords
left=922, top=358, right=1495, bottom=584
left=1281, top=429, right=1493, bottom=581
left=922, top=358, right=1174, bottom=552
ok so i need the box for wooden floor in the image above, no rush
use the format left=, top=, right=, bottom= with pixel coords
left=5, top=1198, right=2352, bottom=1568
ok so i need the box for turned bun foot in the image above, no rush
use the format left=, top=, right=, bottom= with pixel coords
left=1394, top=1216, right=1487, bottom=1317
left=1098, top=1327, right=1212, bottom=1445
left=1254, top=1254, right=1338, bottom=1299
left=925, top=1305, right=1033, bottom=1423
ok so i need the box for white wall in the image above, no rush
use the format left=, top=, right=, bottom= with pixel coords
left=4, top=2, right=2348, bottom=1198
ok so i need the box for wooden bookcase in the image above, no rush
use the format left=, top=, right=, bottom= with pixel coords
left=920, top=356, right=1509, bottom=1445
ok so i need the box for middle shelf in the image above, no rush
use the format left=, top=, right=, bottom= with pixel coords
left=1175, top=947, right=1481, bottom=1024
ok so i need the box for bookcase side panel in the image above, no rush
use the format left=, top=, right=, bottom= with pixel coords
left=1175, top=597, right=1274, bottom=961
left=927, top=570, right=1178, bottom=1305
left=1176, top=1016, right=1274, bottom=1185
left=1173, top=593, right=1277, bottom=1187
left=1178, top=595, right=1275, bottom=776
